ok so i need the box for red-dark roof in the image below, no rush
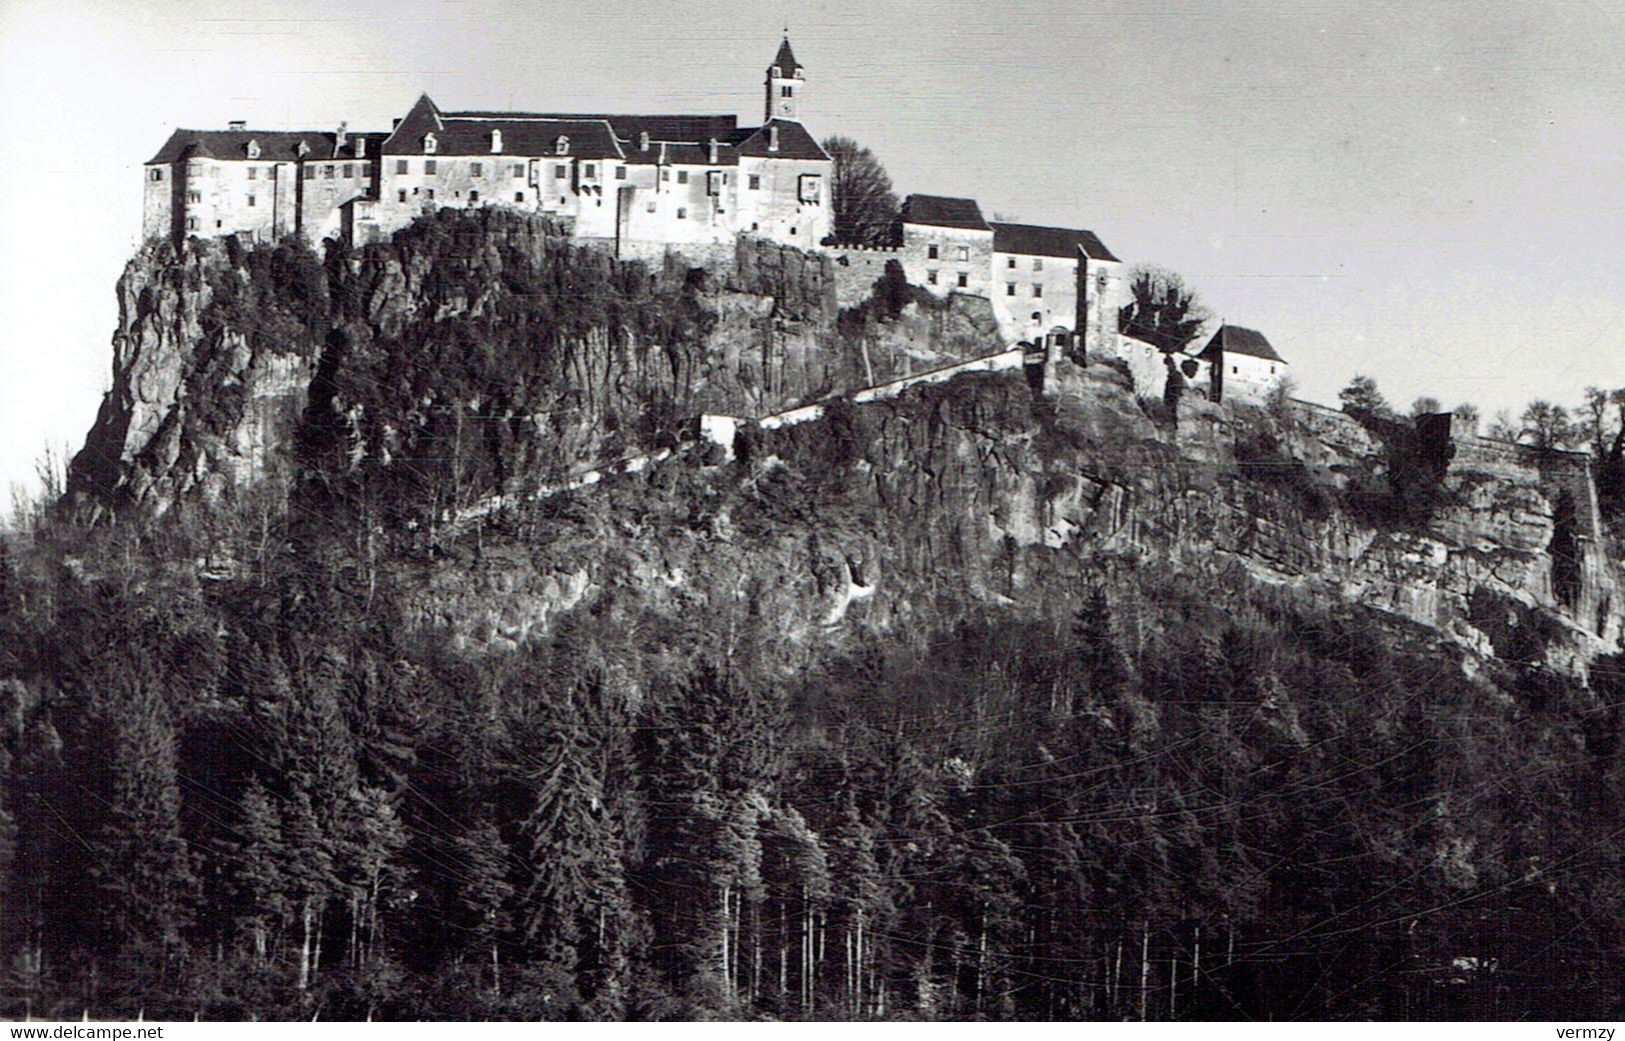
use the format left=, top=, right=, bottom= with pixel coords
left=733, top=120, right=830, bottom=161
left=990, top=221, right=1118, bottom=262
left=146, top=128, right=375, bottom=164
left=1199, top=325, right=1286, bottom=363
left=901, top=194, right=990, bottom=231
left=458, top=113, right=739, bottom=144
left=771, top=37, right=803, bottom=75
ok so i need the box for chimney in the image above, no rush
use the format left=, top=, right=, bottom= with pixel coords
left=658, top=142, right=668, bottom=165
left=639, top=130, right=650, bottom=152
left=228, top=120, right=247, bottom=131
left=708, top=138, right=719, bottom=164
left=354, top=136, right=367, bottom=158
left=768, top=125, right=780, bottom=152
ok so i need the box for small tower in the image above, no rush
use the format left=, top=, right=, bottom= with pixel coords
left=765, top=35, right=805, bottom=122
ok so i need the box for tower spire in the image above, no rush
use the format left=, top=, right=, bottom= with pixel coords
left=765, top=34, right=805, bottom=122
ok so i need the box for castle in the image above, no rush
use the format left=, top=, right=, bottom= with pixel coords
left=140, top=35, right=1288, bottom=403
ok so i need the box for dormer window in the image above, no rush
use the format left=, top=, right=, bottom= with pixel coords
left=490, top=129, right=503, bottom=153
left=245, top=139, right=261, bottom=160
left=296, top=140, right=310, bottom=158
left=771, top=65, right=781, bottom=78
left=423, top=133, right=437, bottom=155
left=555, top=136, right=570, bottom=156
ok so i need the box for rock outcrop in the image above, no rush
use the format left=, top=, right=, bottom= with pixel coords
left=67, top=210, right=1625, bottom=678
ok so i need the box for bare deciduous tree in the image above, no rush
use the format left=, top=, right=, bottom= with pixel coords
left=822, top=136, right=899, bottom=247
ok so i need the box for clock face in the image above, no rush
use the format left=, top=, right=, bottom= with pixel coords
left=780, top=102, right=792, bottom=114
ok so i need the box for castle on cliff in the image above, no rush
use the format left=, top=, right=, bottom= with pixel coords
left=139, top=35, right=1289, bottom=405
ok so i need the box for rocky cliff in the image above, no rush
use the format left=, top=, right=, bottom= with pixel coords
left=67, top=210, right=1624, bottom=678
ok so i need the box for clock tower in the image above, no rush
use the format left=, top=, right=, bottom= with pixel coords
left=765, top=35, right=805, bottom=122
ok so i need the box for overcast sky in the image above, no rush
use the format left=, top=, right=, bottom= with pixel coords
left=4, top=0, right=1624, bottom=509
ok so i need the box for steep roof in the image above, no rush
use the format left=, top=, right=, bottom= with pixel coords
left=146, top=128, right=374, bottom=164
left=770, top=37, right=803, bottom=75
left=457, top=112, right=738, bottom=144
left=1200, top=325, right=1286, bottom=364
left=990, top=221, right=1119, bottom=262
left=900, top=194, right=990, bottom=231
left=733, top=119, right=830, bottom=161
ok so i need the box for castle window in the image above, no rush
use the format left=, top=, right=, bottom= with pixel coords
left=187, top=191, right=201, bottom=204
left=956, top=245, right=969, bottom=261
left=186, top=216, right=199, bottom=231
left=748, top=174, right=760, bottom=190
left=1006, top=282, right=1016, bottom=296
left=469, top=190, right=479, bottom=202
left=1007, top=256, right=1016, bottom=268
left=957, top=272, right=968, bottom=288
left=490, top=129, right=503, bottom=153
left=647, top=201, right=657, bottom=213
left=555, top=136, right=570, bottom=156
left=304, top=167, right=315, bottom=180
left=677, top=170, right=688, bottom=184
left=398, top=189, right=407, bottom=202
left=149, top=169, right=163, bottom=181
left=615, top=165, right=626, bottom=180
left=1033, top=258, right=1044, bottom=271
left=677, top=207, right=687, bottom=219
left=660, top=169, right=670, bottom=182
left=429, top=160, right=442, bottom=175
left=927, top=270, right=938, bottom=285
left=512, top=163, right=524, bottom=178
left=584, top=163, right=597, bottom=179
left=247, top=194, right=256, bottom=207
left=555, top=164, right=568, bottom=179
left=1032, top=284, right=1043, bottom=298
left=424, top=188, right=435, bottom=200
left=471, top=162, right=483, bottom=177
left=798, top=174, right=821, bottom=204
left=423, top=133, right=437, bottom=154
left=927, top=244, right=939, bottom=259
left=707, top=170, right=723, bottom=196
left=1270, top=365, right=1276, bottom=374
left=324, top=165, right=335, bottom=179
left=343, top=163, right=353, bottom=178
left=247, top=167, right=257, bottom=180
left=781, top=85, right=794, bottom=97
left=515, top=191, right=525, bottom=203
left=790, top=226, right=796, bottom=235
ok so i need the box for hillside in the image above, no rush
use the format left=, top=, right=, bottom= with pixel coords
left=1, top=210, right=1621, bottom=1020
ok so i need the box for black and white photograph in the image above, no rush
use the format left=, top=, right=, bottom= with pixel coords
left=1, top=0, right=1623, bottom=1026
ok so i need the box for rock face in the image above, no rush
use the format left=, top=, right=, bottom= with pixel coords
left=69, top=238, right=319, bottom=514
left=68, top=211, right=1624, bottom=677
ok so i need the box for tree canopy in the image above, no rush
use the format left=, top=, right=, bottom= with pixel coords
left=1117, top=264, right=1209, bottom=354
left=821, top=136, right=900, bottom=247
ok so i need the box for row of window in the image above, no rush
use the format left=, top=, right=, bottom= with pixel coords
left=1007, top=282, right=1044, bottom=298
left=926, top=271, right=971, bottom=289
left=926, top=244, right=972, bottom=262
left=1008, top=256, right=1044, bottom=271
left=394, top=187, right=531, bottom=204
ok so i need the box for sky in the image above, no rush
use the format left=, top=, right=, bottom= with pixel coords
left=3, top=0, right=1624, bottom=509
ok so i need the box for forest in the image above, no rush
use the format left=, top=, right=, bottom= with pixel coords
left=1, top=219, right=1622, bottom=1021
left=1, top=495, right=1622, bottom=1020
